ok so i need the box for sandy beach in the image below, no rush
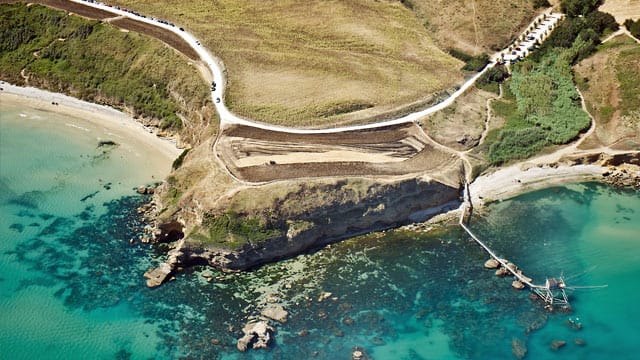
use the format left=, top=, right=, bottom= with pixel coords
left=469, top=163, right=607, bottom=206
left=0, top=82, right=182, bottom=163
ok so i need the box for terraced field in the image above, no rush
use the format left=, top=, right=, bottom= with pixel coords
left=216, top=123, right=460, bottom=182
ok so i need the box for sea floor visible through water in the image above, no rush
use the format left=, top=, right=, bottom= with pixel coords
left=1, top=102, right=639, bottom=359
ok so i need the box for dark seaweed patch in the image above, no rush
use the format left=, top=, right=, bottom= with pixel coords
left=38, top=217, right=75, bottom=237
left=80, top=190, right=100, bottom=202
left=9, top=190, right=45, bottom=209
left=9, top=223, right=24, bottom=232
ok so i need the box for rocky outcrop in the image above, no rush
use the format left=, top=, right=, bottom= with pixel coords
left=142, top=239, right=187, bottom=288
left=550, top=340, right=567, bottom=351
left=484, top=259, right=500, bottom=269
left=143, top=263, right=172, bottom=288
left=236, top=321, right=274, bottom=352
left=163, top=176, right=460, bottom=271
left=562, top=152, right=640, bottom=189
left=261, top=305, right=288, bottom=323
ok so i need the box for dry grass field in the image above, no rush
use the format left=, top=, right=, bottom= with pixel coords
left=575, top=35, right=640, bottom=150
left=421, top=87, right=494, bottom=151
left=600, top=0, right=640, bottom=22
left=411, top=0, right=540, bottom=55
left=110, top=0, right=465, bottom=127
left=216, top=123, right=459, bottom=182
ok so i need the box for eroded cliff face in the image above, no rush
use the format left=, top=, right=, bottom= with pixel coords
left=174, top=176, right=460, bottom=271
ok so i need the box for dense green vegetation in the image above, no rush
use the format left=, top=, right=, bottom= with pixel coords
left=487, top=0, right=618, bottom=164
left=0, top=3, right=210, bottom=130
left=476, top=65, right=509, bottom=93
left=624, top=19, right=640, bottom=39
left=536, top=1, right=617, bottom=64
left=448, top=49, right=491, bottom=72
left=192, top=212, right=282, bottom=249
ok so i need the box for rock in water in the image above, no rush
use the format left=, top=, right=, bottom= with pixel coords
left=512, top=280, right=525, bottom=290
left=511, top=338, right=528, bottom=359
left=236, top=321, right=274, bottom=352
left=143, top=263, right=172, bottom=288
left=550, top=340, right=567, bottom=350
left=261, top=305, right=288, bottom=323
left=496, top=267, right=510, bottom=277
left=484, top=258, right=500, bottom=269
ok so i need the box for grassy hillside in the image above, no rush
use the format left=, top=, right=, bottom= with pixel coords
left=410, top=0, right=541, bottom=56
left=110, top=0, right=465, bottom=127
left=575, top=35, right=640, bottom=150
left=0, top=3, right=214, bottom=144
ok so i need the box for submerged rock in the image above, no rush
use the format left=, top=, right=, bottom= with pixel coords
left=261, top=304, right=288, bottom=323
left=550, top=340, right=567, bottom=350
left=511, top=338, right=527, bottom=359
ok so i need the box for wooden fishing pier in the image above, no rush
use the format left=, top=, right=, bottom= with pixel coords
left=459, top=183, right=573, bottom=310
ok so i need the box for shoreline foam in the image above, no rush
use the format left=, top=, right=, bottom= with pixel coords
left=0, top=82, right=182, bottom=163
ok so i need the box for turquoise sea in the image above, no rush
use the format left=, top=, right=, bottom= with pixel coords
left=1, top=101, right=639, bottom=359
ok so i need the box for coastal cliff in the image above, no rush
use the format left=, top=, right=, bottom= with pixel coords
left=149, top=171, right=461, bottom=277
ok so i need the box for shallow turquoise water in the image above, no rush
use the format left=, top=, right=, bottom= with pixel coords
left=1, top=102, right=639, bottom=359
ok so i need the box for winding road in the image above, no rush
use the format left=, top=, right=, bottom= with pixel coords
left=68, top=0, right=561, bottom=135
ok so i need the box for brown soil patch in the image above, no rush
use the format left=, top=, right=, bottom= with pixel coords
left=217, top=124, right=459, bottom=182
left=0, top=0, right=116, bottom=19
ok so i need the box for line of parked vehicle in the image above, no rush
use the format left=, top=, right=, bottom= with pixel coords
left=79, top=0, right=184, bottom=31
left=499, top=13, right=564, bottom=64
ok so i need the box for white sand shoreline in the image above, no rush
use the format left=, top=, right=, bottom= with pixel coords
left=470, top=164, right=607, bottom=206
left=0, top=82, right=182, bottom=163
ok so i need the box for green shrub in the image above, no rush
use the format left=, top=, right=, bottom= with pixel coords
left=532, top=0, right=551, bottom=8
left=561, top=0, right=603, bottom=18
left=172, top=148, right=191, bottom=170
left=448, top=49, right=490, bottom=72
left=624, top=19, right=640, bottom=39
left=489, top=127, right=548, bottom=164
left=201, top=211, right=283, bottom=248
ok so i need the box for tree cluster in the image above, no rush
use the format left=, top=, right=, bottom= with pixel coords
left=624, top=19, right=640, bottom=39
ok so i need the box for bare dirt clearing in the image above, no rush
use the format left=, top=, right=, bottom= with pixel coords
left=422, top=87, right=494, bottom=151
left=600, top=0, right=640, bottom=23
left=216, top=124, right=460, bottom=183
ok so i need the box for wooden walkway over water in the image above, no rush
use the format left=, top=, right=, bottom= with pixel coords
left=459, top=184, right=570, bottom=308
